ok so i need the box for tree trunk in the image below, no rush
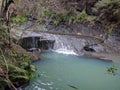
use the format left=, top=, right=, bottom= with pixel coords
left=1, top=0, right=13, bottom=48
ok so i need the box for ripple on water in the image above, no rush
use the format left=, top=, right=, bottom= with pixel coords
left=22, top=52, right=120, bottom=90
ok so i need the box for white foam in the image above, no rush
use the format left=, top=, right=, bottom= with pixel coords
left=53, top=49, right=77, bottom=55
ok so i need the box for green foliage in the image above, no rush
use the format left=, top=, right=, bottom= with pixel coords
left=95, top=0, right=120, bottom=9
left=95, top=0, right=120, bottom=22
left=64, top=12, right=76, bottom=24
left=0, top=24, right=9, bottom=37
left=0, top=24, right=9, bottom=47
left=0, top=24, right=36, bottom=89
left=40, top=0, right=47, bottom=6
left=0, top=49, right=36, bottom=89
left=0, top=1, right=36, bottom=89
left=43, top=9, right=64, bottom=25
left=38, top=17, right=44, bottom=24
left=107, top=65, right=117, bottom=75
left=76, top=11, right=87, bottom=22
left=10, top=15, right=27, bottom=24
left=8, top=64, right=29, bottom=80
left=0, top=77, right=9, bottom=89
left=8, top=63, right=34, bottom=81
left=43, top=9, right=87, bottom=25
left=94, top=0, right=120, bottom=35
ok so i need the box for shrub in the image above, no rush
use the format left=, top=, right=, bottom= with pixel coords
left=0, top=22, right=35, bottom=90
left=76, top=11, right=87, bottom=22
left=10, top=15, right=27, bottom=24
left=43, top=9, right=88, bottom=25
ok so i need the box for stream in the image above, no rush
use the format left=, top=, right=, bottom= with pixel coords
left=21, top=51, right=120, bottom=90
left=12, top=21, right=120, bottom=90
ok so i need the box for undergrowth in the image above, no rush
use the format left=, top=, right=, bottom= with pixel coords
left=0, top=22, right=35, bottom=90
left=10, top=15, right=27, bottom=24
left=42, top=9, right=87, bottom=26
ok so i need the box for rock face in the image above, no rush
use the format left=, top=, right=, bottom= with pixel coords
left=12, top=43, right=40, bottom=61
left=75, top=0, right=99, bottom=15
left=13, top=0, right=100, bottom=20
left=19, top=36, right=55, bottom=51
left=9, top=0, right=120, bottom=56
left=11, top=20, right=120, bottom=56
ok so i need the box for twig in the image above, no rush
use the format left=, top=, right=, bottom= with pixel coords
left=0, top=48, right=17, bottom=90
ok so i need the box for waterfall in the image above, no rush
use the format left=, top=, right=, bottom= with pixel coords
left=13, top=29, right=105, bottom=55
left=51, top=35, right=78, bottom=55
left=32, top=37, right=36, bottom=48
left=26, top=33, right=86, bottom=55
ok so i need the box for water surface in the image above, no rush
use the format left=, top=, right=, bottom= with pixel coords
left=22, top=52, right=120, bottom=90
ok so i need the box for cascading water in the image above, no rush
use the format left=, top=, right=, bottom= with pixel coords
left=36, top=33, right=85, bottom=55
left=28, top=32, right=104, bottom=55
left=12, top=23, right=120, bottom=90
left=32, top=37, right=36, bottom=48
left=50, top=35, right=78, bottom=55
left=13, top=28, right=105, bottom=55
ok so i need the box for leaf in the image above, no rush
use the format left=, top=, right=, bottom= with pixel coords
left=8, top=64, right=28, bottom=74
left=10, top=74, right=29, bottom=81
left=68, top=84, right=79, bottom=90
left=30, top=65, right=36, bottom=72
left=107, top=65, right=118, bottom=75
left=0, top=77, right=10, bottom=84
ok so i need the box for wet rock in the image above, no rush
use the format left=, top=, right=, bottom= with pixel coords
left=28, top=48, right=41, bottom=52
left=19, top=36, right=55, bottom=51
left=83, top=45, right=96, bottom=52
left=11, top=19, right=120, bottom=56
left=38, top=39, right=55, bottom=50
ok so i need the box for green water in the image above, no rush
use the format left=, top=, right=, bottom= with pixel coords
left=22, top=52, right=120, bottom=90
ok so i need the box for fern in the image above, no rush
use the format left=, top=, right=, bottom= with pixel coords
left=10, top=15, right=27, bottom=24
left=8, top=64, right=28, bottom=74
left=76, top=11, right=87, bottom=22
left=0, top=77, right=10, bottom=84
left=9, top=74, right=29, bottom=81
